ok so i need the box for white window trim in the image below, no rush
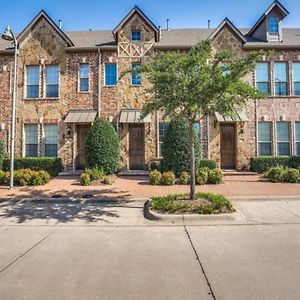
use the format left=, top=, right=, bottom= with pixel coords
left=43, top=123, right=58, bottom=157
left=24, top=65, right=41, bottom=99
left=104, top=63, right=118, bottom=87
left=23, top=123, right=40, bottom=158
left=292, top=62, right=300, bottom=96
left=257, top=121, right=273, bottom=156
left=78, top=63, right=90, bottom=93
left=273, top=62, right=289, bottom=96
left=131, top=62, right=141, bottom=86
left=255, top=62, right=270, bottom=94
left=269, top=17, right=279, bottom=35
left=44, top=64, right=60, bottom=99
left=276, top=121, right=291, bottom=156
left=295, top=122, right=300, bottom=156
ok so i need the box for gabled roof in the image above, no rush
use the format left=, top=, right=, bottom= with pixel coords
left=112, top=5, right=159, bottom=42
left=209, top=18, right=247, bottom=43
left=248, top=0, right=289, bottom=36
left=17, top=10, right=74, bottom=46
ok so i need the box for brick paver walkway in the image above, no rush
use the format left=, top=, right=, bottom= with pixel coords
left=0, top=174, right=300, bottom=200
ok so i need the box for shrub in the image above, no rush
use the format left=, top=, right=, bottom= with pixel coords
left=0, top=140, right=4, bottom=169
left=250, top=156, right=290, bottom=173
left=0, top=170, right=8, bottom=185
left=161, top=171, right=176, bottom=186
left=149, top=170, right=162, bottom=185
left=196, top=168, right=208, bottom=185
left=283, top=168, right=299, bottom=183
left=85, top=118, right=120, bottom=174
left=31, top=171, right=50, bottom=186
left=179, top=171, right=190, bottom=185
left=207, top=168, right=223, bottom=184
left=102, top=176, right=112, bottom=185
left=12, top=169, right=50, bottom=186
left=85, top=167, right=105, bottom=181
left=264, top=166, right=285, bottom=183
left=288, top=156, right=300, bottom=170
left=162, top=117, right=201, bottom=176
left=80, top=172, right=91, bottom=186
left=2, top=157, right=62, bottom=176
left=199, top=159, right=217, bottom=170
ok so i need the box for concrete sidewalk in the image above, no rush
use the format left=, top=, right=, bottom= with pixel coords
left=1, top=174, right=300, bottom=200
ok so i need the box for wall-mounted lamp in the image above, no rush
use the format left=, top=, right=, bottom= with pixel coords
left=66, top=125, right=72, bottom=139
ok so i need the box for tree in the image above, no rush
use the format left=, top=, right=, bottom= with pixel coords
left=162, top=117, right=201, bottom=176
left=85, top=118, right=120, bottom=174
left=139, top=40, right=265, bottom=199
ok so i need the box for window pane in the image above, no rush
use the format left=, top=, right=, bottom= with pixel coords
left=294, top=82, right=300, bottom=96
left=27, top=66, right=39, bottom=85
left=292, top=63, right=300, bottom=81
left=26, top=145, right=38, bottom=157
left=274, top=62, right=287, bottom=82
left=295, top=122, right=300, bottom=141
left=45, top=144, right=57, bottom=157
left=194, top=122, right=201, bottom=136
left=275, top=82, right=288, bottom=96
left=45, top=125, right=57, bottom=144
left=269, top=17, right=279, bottom=34
left=131, top=63, right=141, bottom=85
left=277, top=122, right=290, bottom=141
left=105, top=64, right=117, bottom=86
left=46, top=65, right=59, bottom=84
left=258, top=122, right=271, bottom=141
left=46, top=85, right=59, bottom=97
left=80, top=64, right=89, bottom=78
left=27, top=85, right=39, bottom=98
left=25, top=124, right=38, bottom=157
left=258, top=143, right=272, bottom=156
left=277, top=142, right=290, bottom=156
left=80, top=78, right=89, bottom=92
left=255, top=63, right=269, bottom=82
left=131, top=31, right=141, bottom=41
left=296, top=142, right=300, bottom=156
left=256, top=82, right=270, bottom=94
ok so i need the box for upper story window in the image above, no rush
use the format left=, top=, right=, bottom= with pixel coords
left=44, top=124, right=58, bottom=157
left=269, top=17, right=279, bottom=34
left=131, top=63, right=141, bottom=86
left=274, top=62, right=288, bottom=96
left=292, top=62, right=300, bottom=96
left=276, top=121, right=290, bottom=155
left=26, top=66, right=40, bottom=98
left=255, top=63, right=270, bottom=94
left=105, top=63, right=117, bottom=86
left=45, top=65, right=59, bottom=98
left=258, top=122, right=272, bottom=156
left=24, top=124, right=38, bottom=157
left=131, top=31, right=141, bottom=41
left=79, top=64, right=89, bottom=92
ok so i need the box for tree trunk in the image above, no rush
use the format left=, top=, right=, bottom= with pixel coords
left=189, top=120, right=196, bottom=200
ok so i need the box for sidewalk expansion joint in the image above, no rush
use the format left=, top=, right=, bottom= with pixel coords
left=184, top=225, right=217, bottom=300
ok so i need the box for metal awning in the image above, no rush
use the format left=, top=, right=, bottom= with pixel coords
left=64, top=110, right=97, bottom=123
left=119, top=109, right=151, bottom=123
left=215, top=109, right=248, bottom=122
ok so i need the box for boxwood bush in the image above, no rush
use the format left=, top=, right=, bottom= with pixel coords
left=85, top=118, right=120, bottom=174
left=2, top=157, right=62, bottom=176
left=250, top=156, right=300, bottom=173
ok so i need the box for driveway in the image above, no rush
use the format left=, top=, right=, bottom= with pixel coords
left=0, top=199, right=299, bottom=299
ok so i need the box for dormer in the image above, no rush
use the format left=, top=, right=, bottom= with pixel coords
left=248, top=0, right=289, bottom=42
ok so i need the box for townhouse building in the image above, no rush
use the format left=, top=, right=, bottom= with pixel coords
left=0, top=0, right=299, bottom=171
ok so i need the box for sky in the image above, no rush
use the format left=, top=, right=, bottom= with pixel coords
left=0, top=0, right=299, bottom=33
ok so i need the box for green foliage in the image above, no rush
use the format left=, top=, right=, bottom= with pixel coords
left=250, top=156, right=295, bottom=173
left=151, top=192, right=234, bottom=214
left=149, top=170, right=162, bottom=185
left=199, top=159, right=217, bottom=170
left=84, top=167, right=105, bottom=181
left=85, top=118, right=120, bottom=174
left=179, top=171, right=190, bottom=185
left=207, top=168, right=223, bottom=184
left=102, top=176, right=112, bottom=185
left=161, top=171, right=176, bottom=186
left=149, top=159, right=165, bottom=172
left=283, top=168, right=299, bottom=183
left=265, top=166, right=299, bottom=183
left=80, top=172, right=91, bottom=186
left=0, top=170, right=9, bottom=185
left=11, top=169, right=50, bottom=186
left=162, top=117, right=201, bottom=176
left=196, top=168, right=208, bottom=185
left=0, top=140, right=4, bottom=169
left=2, top=157, right=62, bottom=177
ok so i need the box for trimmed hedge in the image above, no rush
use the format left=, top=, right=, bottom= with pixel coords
left=2, top=157, right=62, bottom=176
left=199, top=159, right=217, bottom=170
left=250, top=156, right=300, bottom=173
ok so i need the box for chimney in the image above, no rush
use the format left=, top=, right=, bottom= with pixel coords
left=208, top=20, right=211, bottom=29
left=58, top=20, right=62, bottom=29
left=167, top=19, right=170, bottom=31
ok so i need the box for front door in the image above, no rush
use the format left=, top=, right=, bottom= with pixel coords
left=76, top=125, right=90, bottom=169
left=220, top=124, right=236, bottom=169
left=129, top=124, right=145, bottom=170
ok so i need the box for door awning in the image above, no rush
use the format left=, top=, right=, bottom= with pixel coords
left=64, top=110, right=97, bottom=123
left=119, top=109, right=151, bottom=123
left=215, top=109, right=248, bottom=122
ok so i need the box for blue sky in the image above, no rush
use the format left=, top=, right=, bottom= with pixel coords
left=0, top=0, right=299, bottom=32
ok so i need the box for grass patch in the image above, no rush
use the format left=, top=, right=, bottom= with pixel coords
left=151, top=192, right=235, bottom=214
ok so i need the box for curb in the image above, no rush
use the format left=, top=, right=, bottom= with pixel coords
left=229, top=195, right=300, bottom=201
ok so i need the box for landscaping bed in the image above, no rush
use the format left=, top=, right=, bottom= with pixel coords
left=150, top=192, right=235, bottom=215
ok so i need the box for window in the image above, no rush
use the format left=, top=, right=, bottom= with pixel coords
left=131, top=31, right=141, bottom=41
left=292, top=62, right=300, bottom=96
left=269, top=17, right=279, bottom=34
left=274, top=62, right=288, bottom=96
left=255, top=63, right=270, bottom=94
left=45, top=65, right=59, bottom=97
left=258, top=122, right=272, bottom=156
left=24, top=124, right=38, bottom=157
left=26, top=66, right=39, bottom=98
left=295, top=122, right=300, bottom=155
left=277, top=121, right=290, bottom=156
left=105, top=63, right=117, bottom=86
left=131, top=63, right=141, bottom=86
left=158, top=122, right=168, bottom=157
left=79, top=64, right=89, bottom=92
left=44, top=124, right=58, bottom=157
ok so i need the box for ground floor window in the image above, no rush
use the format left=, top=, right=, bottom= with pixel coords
left=158, top=122, right=168, bottom=157
left=44, top=124, right=58, bottom=157
left=276, top=121, right=290, bottom=155
left=295, top=122, right=300, bottom=155
left=258, top=122, right=272, bottom=156
left=24, top=124, right=39, bottom=157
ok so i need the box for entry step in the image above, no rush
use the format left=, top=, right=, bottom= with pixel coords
left=222, top=170, right=258, bottom=176
left=118, top=170, right=149, bottom=176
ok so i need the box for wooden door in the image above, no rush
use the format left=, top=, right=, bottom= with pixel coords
left=220, top=124, right=236, bottom=169
left=76, top=125, right=90, bottom=170
left=129, top=124, right=145, bottom=170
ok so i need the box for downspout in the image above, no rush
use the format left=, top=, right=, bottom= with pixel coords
left=207, top=115, right=210, bottom=159
left=97, top=48, right=102, bottom=117
left=255, top=99, right=258, bottom=156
